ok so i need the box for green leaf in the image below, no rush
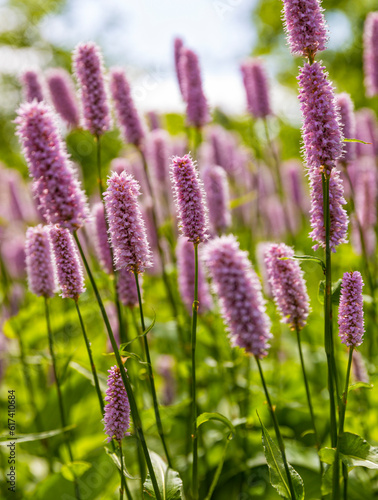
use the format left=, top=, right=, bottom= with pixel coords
left=0, top=425, right=76, bottom=445
left=61, top=461, right=91, bottom=481
left=196, top=412, right=235, bottom=435
left=70, top=361, right=108, bottom=392
left=119, top=314, right=156, bottom=351
left=118, top=350, right=150, bottom=366
left=319, top=447, right=336, bottom=465
left=105, top=448, right=139, bottom=480
left=229, top=191, right=257, bottom=209
left=143, top=451, right=183, bottom=499
left=339, top=432, right=378, bottom=470
left=258, top=414, right=304, bottom=499
left=281, top=255, right=325, bottom=273
left=343, top=138, right=372, bottom=144
left=318, top=279, right=342, bottom=305
left=348, top=382, right=373, bottom=393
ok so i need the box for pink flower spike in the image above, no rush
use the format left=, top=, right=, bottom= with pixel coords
left=25, top=225, right=56, bottom=298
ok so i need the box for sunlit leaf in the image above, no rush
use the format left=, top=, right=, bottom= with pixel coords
left=143, top=451, right=183, bottom=499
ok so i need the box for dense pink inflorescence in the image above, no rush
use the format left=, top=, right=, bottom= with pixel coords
left=336, top=93, right=355, bottom=163
left=73, top=42, right=111, bottom=136
left=117, top=268, right=139, bottom=307
left=203, top=235, right=272, bottom=358
left=148, top=129, right=171, bottom=183
left=25, top=225, right=56, bottom=298
left=49, top=225, right=85, bottom=300
left=179, top=48, right=210, bottom=128
left=103, top=365, right=130, bottom=443
left=355, top=109, right=378, bottom=158
left=176, top=237, right=212, bottom=314
left=338, top=271, right=364, bottom=347
left=174, top=37, right=186, bottom=98
left=309, top=167, right=348, bottom=251
left=104, top=171, right=152, bottom=273
left=170, top=154, right=209, bottom=244
left=15, top=101, right=89, bottom=231
left=352, top=351, right=369, bottom=384
left=21, top=70, right=44, bottom=103
left=46, top=68, right=80, bottom=127
left=264, top=243, right=310, bottom=330
left=202, top=165, right=231, bottom=235
left=283, top=160, right=309, bottom=214
left=282, top=0, right=328, bottom=58
left=298, top=62, right=343, bottom=175
left=363, top=12, right=378, bottom=97
left=92, top=203, right=113, bottom=275
left=240, top=59, right=271, bottom=119
left=110, top=68, right=145, bottom=147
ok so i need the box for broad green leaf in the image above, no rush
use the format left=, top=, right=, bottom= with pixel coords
left=258, top=415, right=304, bottom=499
left=348, top=382, right=373, bottom=393
left=339, top=433, right=378, bottom=470
left=318, top=279, right=342, bottom=305
left=0, top=425, right=76, bottom=445
left=196, top=412, right=235, bottom=435
left=343, top=138, right=372, bottom=144
left=143, top=451, right=183, bottom=499
left=105, top=448, right=139, bottom=480
left=61, top=461, right=91, bottom=481
left=319, top=447, right=336, bottom=465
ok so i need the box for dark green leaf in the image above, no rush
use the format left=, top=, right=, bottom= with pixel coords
left=143, top=451, right=183, bottom=499
left=118, top=350, right=150, bottom=366
left=339, top=433, right=378, bottom=470
left=318, top=279, right=342, bottom=305
left=105, top=448, right=139, bottom=480
left=196, top=412, right=235, bottom=435
left=258, top=414, right=304, bottom=499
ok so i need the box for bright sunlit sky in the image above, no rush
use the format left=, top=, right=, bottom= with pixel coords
left=1, top=0, right=352, bottom=118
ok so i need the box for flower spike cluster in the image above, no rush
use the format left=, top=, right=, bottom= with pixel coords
left=240, top=59, right=271, bottom=119
left=49, top=225, right=85, bottom=301
left=15, top=101, right=89, bottom=231
left=282, top=0, right=328, bottom=58
left=110, top=68, right=145, bottom=147
left=170, top=154, right=209, bottom=244
left=104, top=171, right=152, bottom=273
left=298, top=62, right=343, bottom=175
left=25, top=225, right=56, bottom=298
left=46, top=68, right=80, bottom=128
left=363, top=12, right=378, bottom=97
left=203, top=235, right=272, bottom=358
left=103, top=365, right=130, bottom=443
left=73, top=42, right=111, bottom=136
left=264, top=243, right=310, bottom=331
left=338, top=272, right=364, bottom=347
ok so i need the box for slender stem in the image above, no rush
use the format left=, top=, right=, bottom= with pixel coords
left=138, top=147, right=187, bottom=354
left=73, top=232, right=162, bottom=500
left=333, top=348, right=354, bottom=500
left=191, top=244, right=199, bottom=500
left=322, top=172, right=338, bottom=449
left=133, top=270, right=172, bottom=468
left=74, top=300, right=104, bottom=415
left=255, top=355, right=296, bottom=500
left=295, top=327, right=323, bottom=475
left=44, top=298, right=81, bottom=500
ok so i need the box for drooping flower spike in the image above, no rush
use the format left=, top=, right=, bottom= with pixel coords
left=15, top=101, right=89, bottom=231
left=73, top=41, right=111, bottom=136
left=104, top=171, right=152, bottom=273
left=103, top=365, right=131, bottom=443
left=110, top=67, right=145, bottom=147
left=203, top=234, right=272, bottom=358
left=282, top=0, right=328, bottom=59
left=49, top=225, right=85, bottom=301
left=170, top=154, right=209, bottom=244
left=338, top=271, right=364, bottom=347
left=46, top=68, right=80, bottom=128
left=25, top=225, right=56, bottom=298
left=264, top=243, right=310, bottom=331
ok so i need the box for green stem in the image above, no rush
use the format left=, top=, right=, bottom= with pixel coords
left=322, top=172, right=338, bottom=449
left=333, top=348, right=354, bottom=500
left=119, top=441, right=132, bottom=500
left=73, top=232, right=162, bottom=500
left=133, top=270, right=172, bottom=468
left=74, top=300, right=104, bottom=415
left=44, top=298, right=81, bottom=500
left=295, top=326, right=323, bottom=475
left=255, top=355, right=296, bottom=500
left=191, top=244, right=199, bottom=500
